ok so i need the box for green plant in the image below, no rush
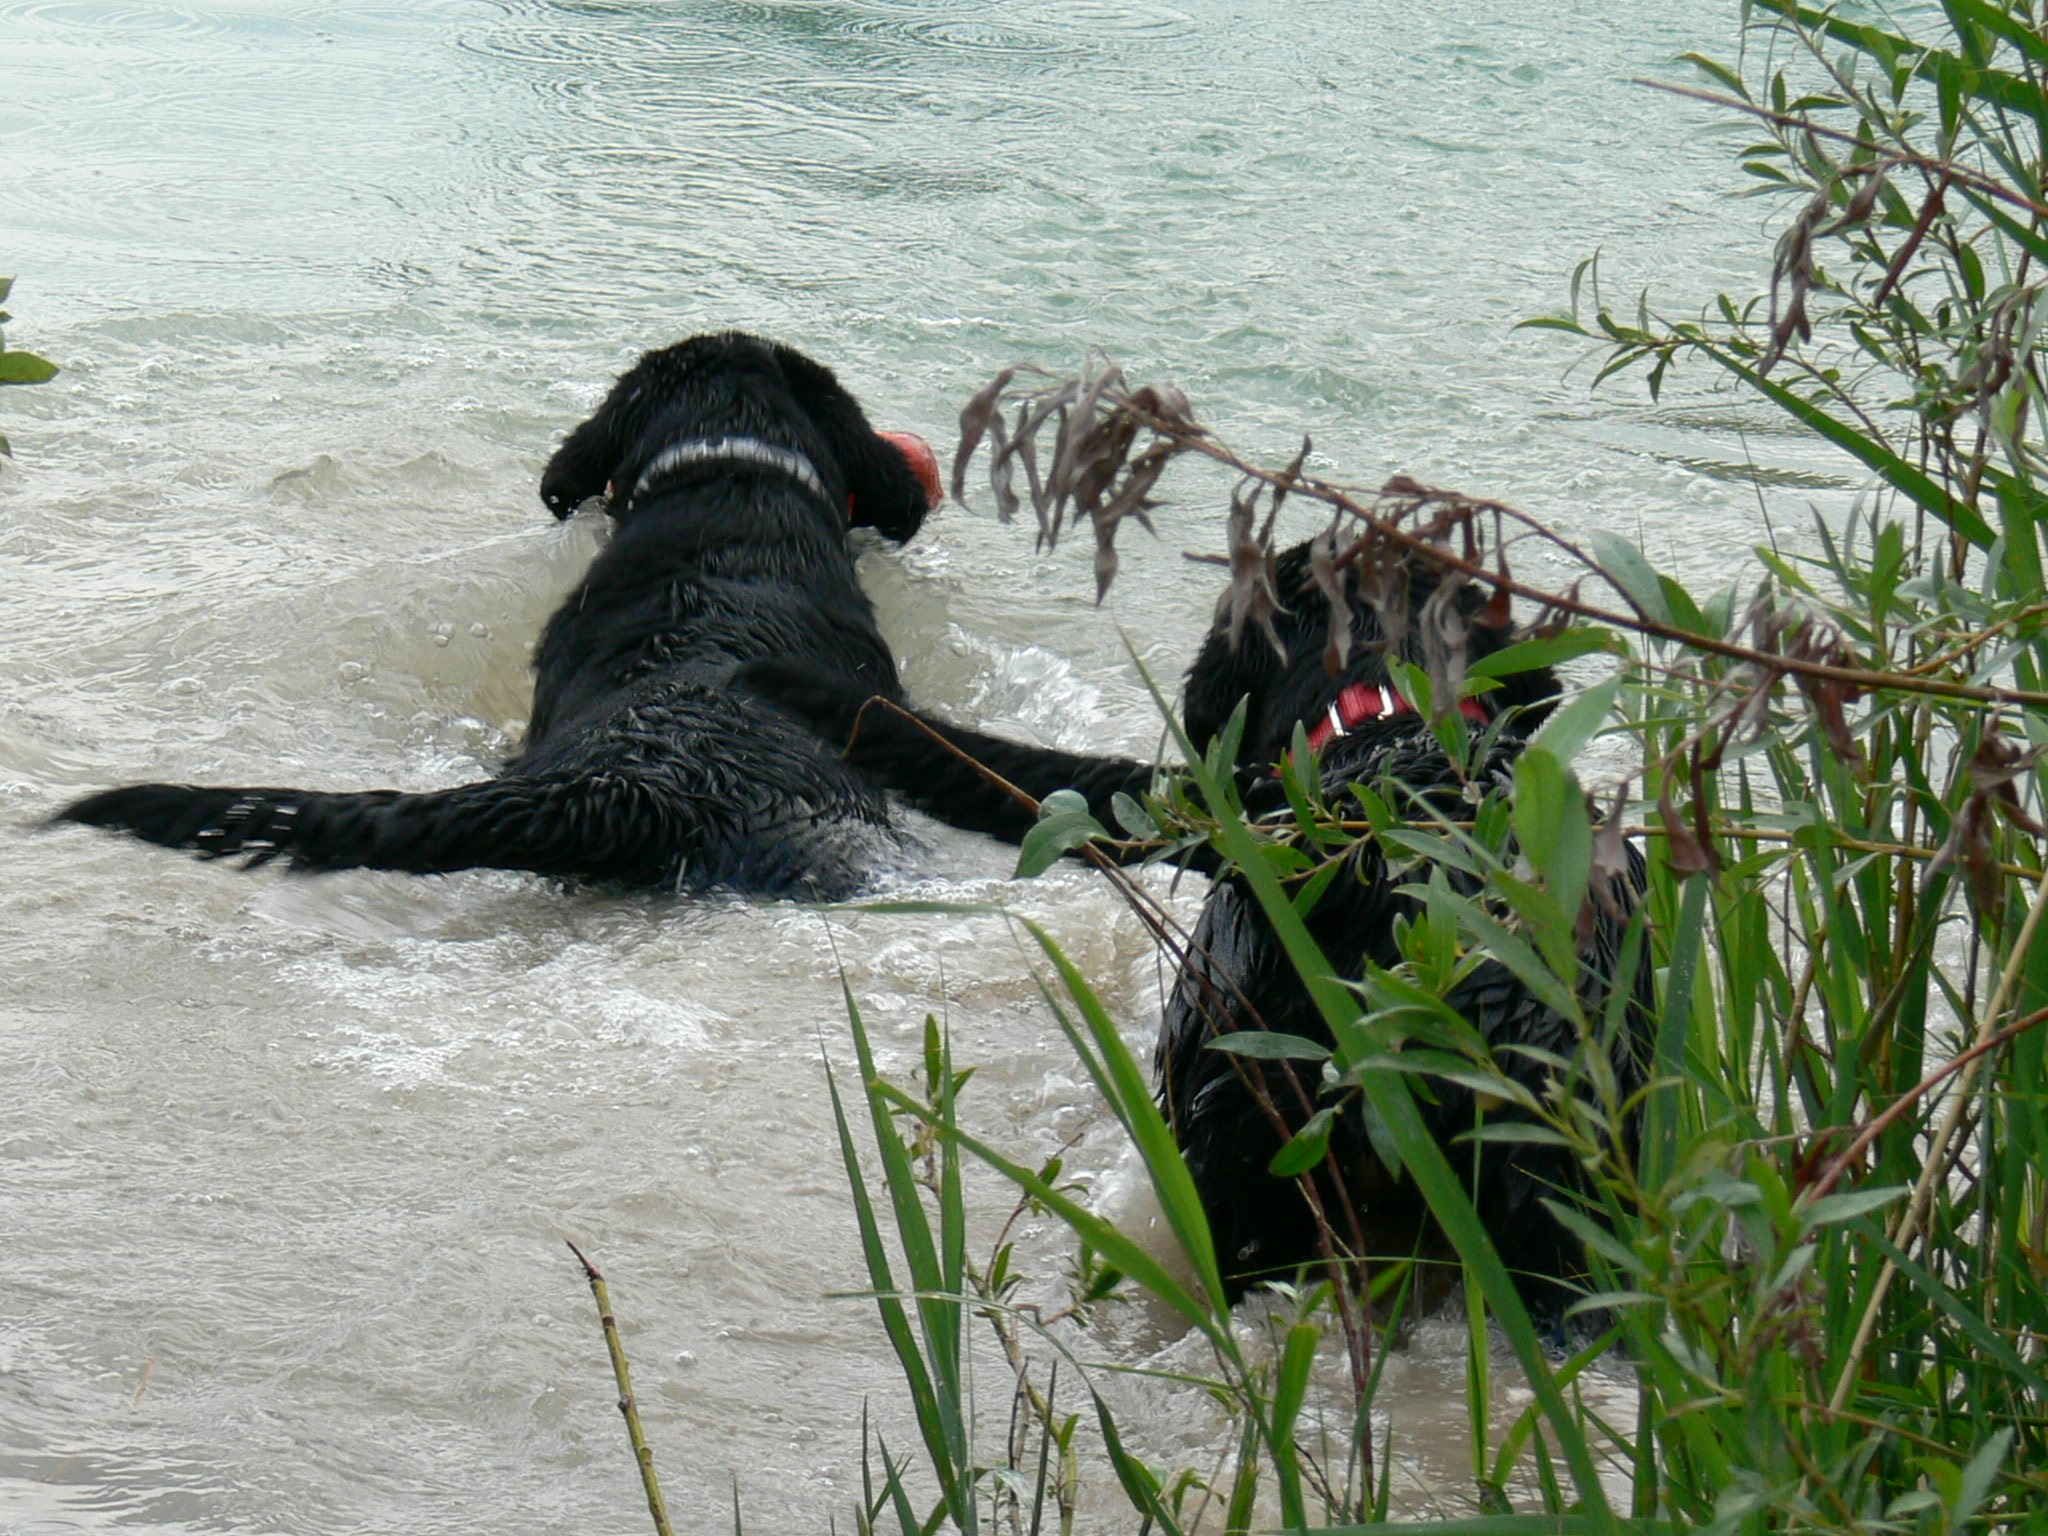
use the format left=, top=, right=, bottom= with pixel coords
left=0, top=276, right=58, bottom=458
left=829, top=944, right=1384, bottom=1532
left=811, top=5, right=2048, bottom=1528
left=1519, top=3, right=2048, bottom=1525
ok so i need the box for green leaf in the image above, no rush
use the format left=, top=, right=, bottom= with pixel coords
left=1679, top=50, right=1750, bottom=99
left=1753, top=0, right=2047, bottom=118
left=1091, top=1393, right=1185, bottom=1536
left=1956, top=239, right=1986, bottom=303
left=1697, top=345, right=1996, bottom=546
left=1954, top=1427, right=2014, bottom=1523
left=1109, top=790, right=1157, bottom=838
left=1467, top=628, right=1617, bottom=681
left=904, top=1076, right=1216, bottom=1327
left=1527, top=676, right=1620, bottom=768
left=1222, top=1417, right=1260, bottom=1536
left=1206, top=1030, right=1332, bottom=1062
left=1642, top=874, right=1708, bottom=1193
left=0, top=350, right=58, bottom=385
left=1266, top=1321, right=1318, bottom=1527
left=1946, top=0, right=2048, bottom=67
left=1797, top=1185, right=1907, bottom=1229
left=1019, top=920, right=1233, bottom=1318
left=1123, top=637, right=1617, bottom=1516
left=1014, top=789, right=1107, bottom=878
left=1454, top=904, right=1583, bottom=1022
left=1363, top=1058, right=1543, bottom=1113
left=1268, top=1106, right=1335, bottom=1176
left=824, top=994, right=972, bottom=1524
left=1459, top=1121, right=1577, bottom=1149
left=1850, top=1225, right=2048, bottom=1398
left=1585, top=532, right=1676, bottom=626
left=1513, top=749, right=1593, bottom=966
left=1320, top=1518, right=1627, bottom=1535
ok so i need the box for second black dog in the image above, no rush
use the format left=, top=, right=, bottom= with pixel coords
left=58, top=332, right=941, bottom=899
left=751, top=541, right=1652, bottom=1323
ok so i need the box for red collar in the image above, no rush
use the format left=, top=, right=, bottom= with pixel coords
left=1304, top=681, right=1489, bottom=753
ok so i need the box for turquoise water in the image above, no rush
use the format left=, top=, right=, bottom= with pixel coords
left=2, top=3, right=1838, bottom=1531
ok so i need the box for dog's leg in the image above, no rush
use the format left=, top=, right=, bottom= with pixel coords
left=847, top=711, right=1158, bottom=843
left=740, top=659, right=1161, bottom=843
left=53, top=773, right=683, bottom=885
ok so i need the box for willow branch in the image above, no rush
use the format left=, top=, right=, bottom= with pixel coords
left=1126, top=410, right=2048, bottom=711
left=1806, top=999, right=2048, bottom=1204
left=1637, top=78, right=2048, bottom=222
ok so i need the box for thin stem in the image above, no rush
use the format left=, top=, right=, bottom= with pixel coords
left=1637, top=78, right=2048, bottom=221
left=567, top=1239, right=679, bottom=1536
left=1121, top=407, right=2048, bottom=711
left=1806, top=999, right=2048, bottom=1203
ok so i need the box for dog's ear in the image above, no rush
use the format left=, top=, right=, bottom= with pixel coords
left=540, top=407, right=620, bottom=517
left=1181, top=633, right=1283, bottom=761
left=772, top=344, right=934, bottom=542
left=541, top=359, right=672, bottom=518
left=540, top=405, right=625, bottom=519
left=1491, top=661, right=1561, bottom=726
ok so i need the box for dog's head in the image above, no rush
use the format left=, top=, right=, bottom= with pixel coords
left=1183, top=543, right=1561, bottom=759
left=539, top=332, right=939, bottom=541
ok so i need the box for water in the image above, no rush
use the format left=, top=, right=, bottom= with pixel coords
left=2, top=2, right=1851, bottom=1530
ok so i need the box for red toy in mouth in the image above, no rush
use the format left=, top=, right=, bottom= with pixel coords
left=880, top=430, right=944, bottom=511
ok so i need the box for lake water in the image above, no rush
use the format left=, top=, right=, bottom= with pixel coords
left=1, top=2, right=1846, bottom=1530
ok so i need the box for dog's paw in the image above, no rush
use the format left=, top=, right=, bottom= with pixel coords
left=53, top=783, right=300, bottom=862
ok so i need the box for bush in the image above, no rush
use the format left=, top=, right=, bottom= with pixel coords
left=572, top=5, right=2048, bottom=1528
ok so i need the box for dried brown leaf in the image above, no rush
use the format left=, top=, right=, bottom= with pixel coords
left=1308, top=518, right=1352, bottom=677
left=1224, top=477, right=1283, bottom=656
left=1479, top=553, right=1513, bottom=630
left=1659, top=780, right=1714, bottom=876
left=1418, top=570, right=1474, bottom=717
left=986, top=406, right=1020, bottom=525
left=953, top=367, right=1017, bottom=503
left=1872, top=176, right=1947, bottom=310
left=1591, top=786, right=1633, bottom=922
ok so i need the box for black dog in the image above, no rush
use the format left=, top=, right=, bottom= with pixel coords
left=751, top=542, right=1651, bottom=1323
left=57, top=332, right=942, bottom=900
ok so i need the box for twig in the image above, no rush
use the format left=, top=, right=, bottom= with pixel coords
left=1636, top=78, right=2048, bottom=222
left=566, top=1238, right=678, bottom=1536
left=1805, top=999, right=2048, bottom=1203
left=36, top=1355, right=156, bottom=1487
left=863, top=688, right=1389, bottom=1397
left=1108, top=398, right=2048, bottom=712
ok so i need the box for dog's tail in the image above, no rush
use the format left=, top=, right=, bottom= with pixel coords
left=52, top=774, right=679, bottom=885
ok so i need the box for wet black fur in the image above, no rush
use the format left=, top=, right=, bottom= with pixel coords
left=56, top=332, right=934, bottom=899
left=748, top=544, right=1653, bottom=1323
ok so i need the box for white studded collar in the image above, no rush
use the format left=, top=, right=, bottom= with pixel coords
left=628, top=435, right=831, bottom=509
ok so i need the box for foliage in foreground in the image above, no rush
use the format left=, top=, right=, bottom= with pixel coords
left=818, top=3, right=2048, bottom=1532
left=0, top=275, right=58, bottom=459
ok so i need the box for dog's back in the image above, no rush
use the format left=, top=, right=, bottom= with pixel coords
left=56, top=333, right=938, bottom=899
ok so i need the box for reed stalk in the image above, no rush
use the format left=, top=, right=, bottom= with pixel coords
left=566, top=1238, right=677, bottom=1536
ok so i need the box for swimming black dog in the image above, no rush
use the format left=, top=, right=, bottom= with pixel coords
left=57, top=332, right=943, bottom=900
left=749, top=541, right=1651, bottom=1323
